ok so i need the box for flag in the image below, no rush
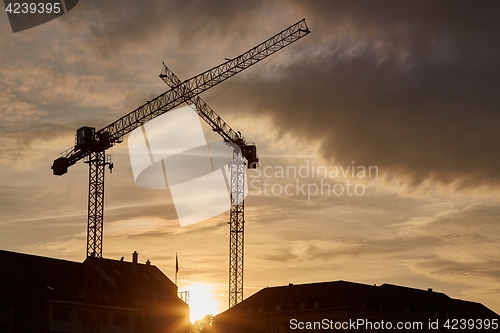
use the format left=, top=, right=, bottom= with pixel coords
left=176, top=252, right=179, bottom=273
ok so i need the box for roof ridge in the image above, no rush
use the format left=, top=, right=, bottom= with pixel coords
left=0, top=248, right=80, bottom=264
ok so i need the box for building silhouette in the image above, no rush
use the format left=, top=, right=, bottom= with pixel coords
left=215, top=280, right=499, bottom=333
left=0, top=249, right=189, bottom=333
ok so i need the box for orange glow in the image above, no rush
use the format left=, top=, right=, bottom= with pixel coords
left=185, top=283, right=219, bottom=322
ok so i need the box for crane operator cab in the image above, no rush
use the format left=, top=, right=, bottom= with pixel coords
left=75, top=126, right=96, bottom=150
left=243, top=144, right=259, bottom=169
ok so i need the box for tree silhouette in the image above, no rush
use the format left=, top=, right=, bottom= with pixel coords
left=191, top=314, right=215, bottom=333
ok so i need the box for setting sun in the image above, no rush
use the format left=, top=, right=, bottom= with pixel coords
left=185, top=283, right=220, bottom=322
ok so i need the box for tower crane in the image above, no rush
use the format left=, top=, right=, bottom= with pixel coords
left=159, top=65, right=255, bottom=307
left=51, top=19, right=309, bottom=333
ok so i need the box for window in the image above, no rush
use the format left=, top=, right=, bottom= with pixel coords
left=73, top=288, right=84, bottom=298
left=78, top=309, right=107, bottom=323
left=275, top=304, right=281, bottom=311
left=300, top=302, right=306, bottom=309
left=114, top=313, right=130, bottom=327
left=51, top=307, right=71, bottom=321
left=99, top=312, right=108, bottom=324
left=246, top=307, right=252, bottom=313
left=258, top=306, right=263, bottom=312
left=313, top=301, right=319, bottom=309
left=287, top=303, right=293, bottom=310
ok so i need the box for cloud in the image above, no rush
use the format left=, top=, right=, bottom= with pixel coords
left=3, top=1, right=499, bottom=189
left=29, top=237, right=85, bottom=259
left=205, top=0, right=500, bottom=190
left=60, top=0, right=271, bottom=62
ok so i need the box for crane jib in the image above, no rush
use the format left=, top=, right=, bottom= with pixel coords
left=159, top=66, right=258, bottom=169
left=52, top=18, right=310, bottom=175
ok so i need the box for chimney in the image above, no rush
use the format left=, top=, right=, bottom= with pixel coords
left=428, top=288, right=433, bottom=292
left=146, top=260, right=151, bottom=265
left=132, top=251, right=138, bottom=276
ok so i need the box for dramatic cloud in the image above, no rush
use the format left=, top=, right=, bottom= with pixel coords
left=211, top=0, right=500, bottom=190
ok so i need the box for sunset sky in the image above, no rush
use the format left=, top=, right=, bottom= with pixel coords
left=1, top=0, right=500, bottom=318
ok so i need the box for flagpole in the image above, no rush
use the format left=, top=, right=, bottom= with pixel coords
left=175, top=252, right=178, bottom=286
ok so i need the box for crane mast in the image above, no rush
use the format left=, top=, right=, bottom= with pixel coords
left=51, top=19, right=309, bottom=333
left=229, top=148, right=245, bottom=306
